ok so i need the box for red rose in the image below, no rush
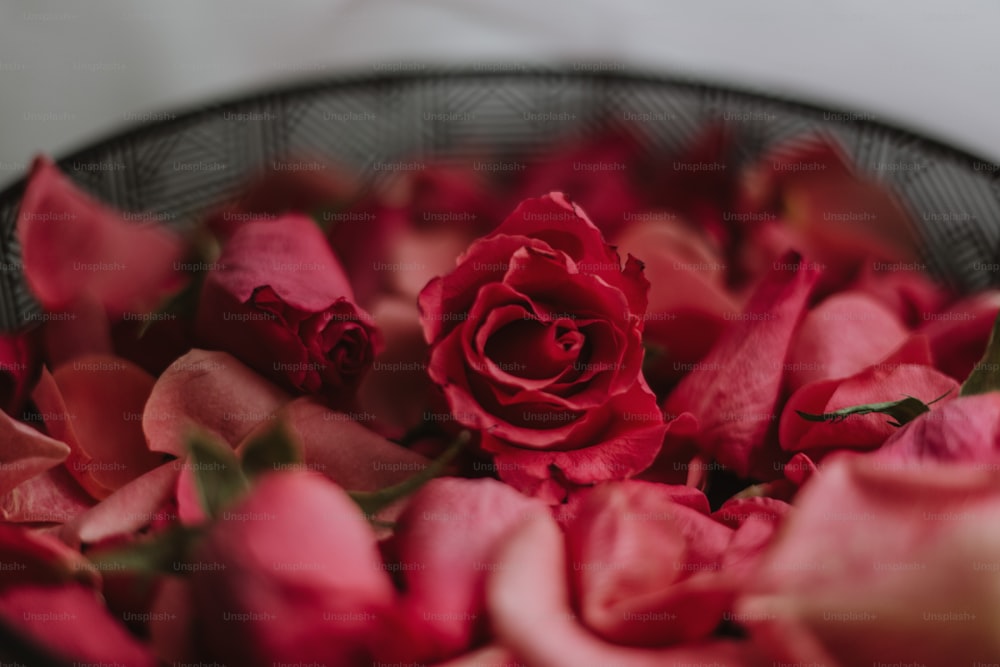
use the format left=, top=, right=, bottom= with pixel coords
left=195, top=213, right=381, bottom=398
left=418, top=192, right=666, bottom=502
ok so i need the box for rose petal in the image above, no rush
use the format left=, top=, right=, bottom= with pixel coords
left=40, top=293, right=114, bottom=367
left=51, top=355, right=163, bottom=497
left=143, top=349, right=290, bottom=457
left=0, top=408, right=69, bottom=497
left=918, top=290, right=1000, bottom=381
left=785, top=291, right=910, bottom=392
left=61, top=462, right=180, bottom=548
left=488, top=514, right=756, bottom=667
left=235, top=397, right=429, bottom=493
left=191, top=472, right=394, bottom=666
left=780, top=359, right=959, bottom=457
left=17, top=155, right=185, bottom=317
left=378, top=477, right=548, bottom=663
left=0, top=585, right=156, bottom=666
left=662, top=252, right=820, bottom=479
left=741, top=456, right=1000, bottom=664
left=0, top=467, right=93, bottom=524
left=566, top=482, right=735, bottom=646
left=483, top=381, right=667, bottom=503
left=874, top=392, right=1000, bottom=468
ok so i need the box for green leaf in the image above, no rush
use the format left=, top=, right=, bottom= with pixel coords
left=961, top=312, right=1000, bottom=396
left=240, top=420, right=303, bottom=480
left=348, top=430, right=470, bottom=518
left=86, top=524, right=205, bottom=576
left=185, top=430, right=250, bottom=518
left=795, top=391, right=952, bottom=428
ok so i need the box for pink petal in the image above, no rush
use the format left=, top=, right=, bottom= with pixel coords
left=0, top=585, right=156, bottom=666
left=874, top=392, right=1000, bottom=467
left=51, top=355, right=163, bottom=498
left=918, top=290, right=1000, bottom=381
left=0, top=522, right=95, bottom=587
left=17, top=156, right=185, bottom=317
left=235, top=397, right=429, bottom=493
left=148, top=576, right=196, bottom=665
left=40, top=293, right=114, bottom=367
left=60, top=462, right=180, bottom=548
left=565, top=481, right=735, bottom=646
left=482, top=381, right=668, bottom=503
left=0, top=467, right=93, bottom=525
left=379, top=477, right=548, bottom=663
left=190, top=472, right=394, bottom=666
left=143, top=349, right=290, bottom=457
left=780, top=359, right=959, bottom=456
left=662, top=252, right=821, bottom=479
left=355, top=295, right=435, bottom=434
left=785, top=291, right=910, bottom=392
left=487, top=515, right=756, bottom=667
left=741, top=456, right=1000, bottom=664
left=0, top=408, right=69, bottom=496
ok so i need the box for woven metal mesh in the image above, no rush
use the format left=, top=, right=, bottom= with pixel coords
left=1, top=69, right=998, bottom=330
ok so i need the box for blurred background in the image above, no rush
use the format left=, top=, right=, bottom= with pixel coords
left=0, top=0, right=998, bottom=191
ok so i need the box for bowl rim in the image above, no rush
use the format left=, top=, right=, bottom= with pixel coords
left=1, top=66, right=998, bottom=205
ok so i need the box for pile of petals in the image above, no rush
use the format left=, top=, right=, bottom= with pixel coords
left=2, top=127, right=1000, bottom=667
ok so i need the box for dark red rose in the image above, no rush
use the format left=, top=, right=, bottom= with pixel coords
left=195, top=213, right=381, bottom=399
left=418, top=192, right=666, bottom=502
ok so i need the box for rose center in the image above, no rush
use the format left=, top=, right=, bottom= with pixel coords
left=484, top=317, right=584, bottom=380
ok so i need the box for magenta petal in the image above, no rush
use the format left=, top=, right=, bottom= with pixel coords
left=487, top=515, right=756, bottom=667
left=785, top=291, right=910, bottom=392
left=565, top=482, right=735, bottom=646
left=0, top=585, right=156, bottom=666
left=663, top=252, right=821, bottom=479
left=780, top=361, right=958, bottom=456
left=61, top=463, right=179, bottom=548
left=17, top=156, right=185, bottom=317
left=741, top=456, right=1000, bottom=664
left=0, top=467, right=93, bottom=525
left=380, top=477, right=548, bottom=663
left=190, top=472, right=394, bottom=666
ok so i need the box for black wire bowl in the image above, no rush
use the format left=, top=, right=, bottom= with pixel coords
left=1, top=68, right=999, bottom=331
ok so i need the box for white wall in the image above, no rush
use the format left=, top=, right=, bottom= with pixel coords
left=0, top=0, right=998, bottom=190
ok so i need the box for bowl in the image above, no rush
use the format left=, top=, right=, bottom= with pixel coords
left=1, top=68, right=998, bottom=331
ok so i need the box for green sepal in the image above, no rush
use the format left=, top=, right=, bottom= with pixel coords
left=795, top=390, right=952, bottom=428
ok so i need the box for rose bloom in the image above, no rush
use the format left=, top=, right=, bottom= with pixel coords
left=418, top=192, right=668, bottom=502
left=196, top=213, right=381, bottom=400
